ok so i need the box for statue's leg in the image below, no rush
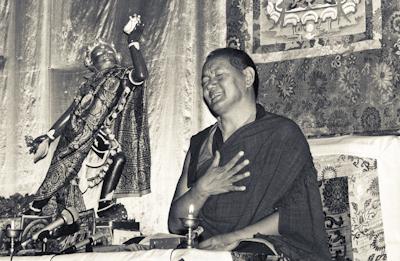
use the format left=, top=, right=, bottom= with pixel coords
left=97, top=151, right=126, bottom=217
left=31, top=199, right=49, bottom=209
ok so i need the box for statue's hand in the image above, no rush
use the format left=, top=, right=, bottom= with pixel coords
left=25, top=134, right=50, bottom=163
left=124, top=14, right=144, bottom=42
left=26, top=135, right=46, bottom=153
left=33, top=138, right=50, bottom=163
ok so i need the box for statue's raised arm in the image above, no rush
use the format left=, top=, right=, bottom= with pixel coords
left=124, top=14, right=148, bottom=84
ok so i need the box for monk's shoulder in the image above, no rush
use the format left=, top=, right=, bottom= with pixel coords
left=191, top=125, right=214, bottom=140
left=188, top=125, right=215, bottom=149
left=260, top=112, right=303, bottom=137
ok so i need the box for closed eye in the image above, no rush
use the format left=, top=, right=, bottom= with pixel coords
left=202, top=77, right=210, bottom=87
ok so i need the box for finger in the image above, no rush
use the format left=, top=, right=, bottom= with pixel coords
left=229, top=185, right=246, bottom=192
left=227, top=159, right=250, bottom=176
left=210, top=150, right=221, bottom=168
left=230, top=171, right=250, bottom=183
left=29, top=146, right=37, bottom=154
left=222, top=151, right=245, bottom=171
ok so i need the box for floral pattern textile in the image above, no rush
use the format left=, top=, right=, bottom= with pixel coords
left=227, top=0, right=400, bottom=136
left=320, top=177, right=353, bottom=260
left=314, top=154, right=386, bottom=261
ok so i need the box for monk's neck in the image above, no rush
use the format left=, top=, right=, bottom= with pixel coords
left=218, top=104, right=257, bottom=141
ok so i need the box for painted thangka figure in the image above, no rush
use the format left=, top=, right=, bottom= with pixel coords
left=25, top=15, right=151, bottom=219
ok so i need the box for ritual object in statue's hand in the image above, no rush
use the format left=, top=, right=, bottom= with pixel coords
left=124, top=14, right=144, bottom=42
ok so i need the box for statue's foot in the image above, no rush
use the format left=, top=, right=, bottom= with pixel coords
left=97, top=201, right=127, bottom=220
left=21, top=203, right=42, bottom=216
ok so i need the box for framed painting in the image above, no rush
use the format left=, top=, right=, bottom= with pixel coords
left=227, top=0, right=382, bottom=62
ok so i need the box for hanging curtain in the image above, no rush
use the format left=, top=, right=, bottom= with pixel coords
left=0, top=0, right=13, bottom=183
left=0, top=0, right=52, bottom=196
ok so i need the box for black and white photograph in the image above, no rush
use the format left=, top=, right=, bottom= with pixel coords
left=0, top=0, right=399, bottom=260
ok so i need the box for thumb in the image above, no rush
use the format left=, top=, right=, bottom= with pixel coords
left=198, top=239, right=212, bottom=249
left=211, top=150, right=220, bottom=168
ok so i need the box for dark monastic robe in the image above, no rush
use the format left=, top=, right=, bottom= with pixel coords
left=186, top=105, right=330, bottom=260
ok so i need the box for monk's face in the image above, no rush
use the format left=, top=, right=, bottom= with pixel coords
left=201, top=56, right=247, bottom=115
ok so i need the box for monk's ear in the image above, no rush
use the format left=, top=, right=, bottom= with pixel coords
left=243, top=66, right=255, bottom=89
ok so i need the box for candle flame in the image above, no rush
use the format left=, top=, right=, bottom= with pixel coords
left=189, top=204, right=194, bottom=214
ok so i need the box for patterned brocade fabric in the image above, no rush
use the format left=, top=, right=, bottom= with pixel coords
left=314, top=155, right=386, bottom=261
left=226, top=0, right=400, bottom=137
left=113, top=75, right=151, bottom=197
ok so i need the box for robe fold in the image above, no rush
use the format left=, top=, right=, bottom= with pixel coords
left=186, top=105, right=330, bottom=260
